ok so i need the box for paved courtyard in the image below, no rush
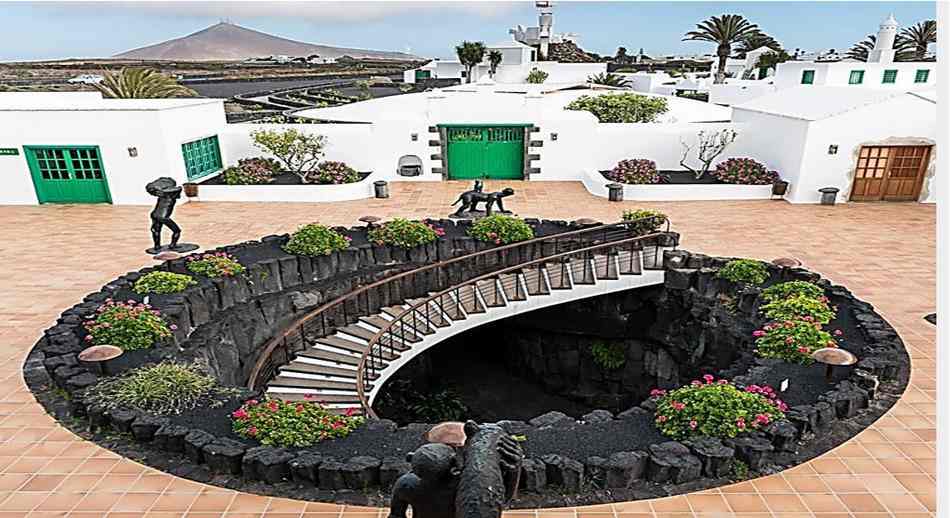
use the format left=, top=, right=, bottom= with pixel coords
left=0, top=181, right=935, bottom=517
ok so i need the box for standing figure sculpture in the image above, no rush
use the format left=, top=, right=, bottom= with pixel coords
left=451, top=181, right=516, bottom=218
left=389, top=421, right=523, bottom=518
left=145, top=177, right=198, bottom=254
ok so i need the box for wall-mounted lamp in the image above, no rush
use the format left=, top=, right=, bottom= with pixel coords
left=828, top=145, right=838, bottom=155
left=550, top=132, right=558, bottom=141
left=411, top=133, right=418, bottom=142
left=127, top=147, right=138, bottom=157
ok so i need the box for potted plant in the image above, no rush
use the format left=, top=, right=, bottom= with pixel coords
left=772, top=179, right=789, bottom=196
left=183, top=182, right=199, bottom=198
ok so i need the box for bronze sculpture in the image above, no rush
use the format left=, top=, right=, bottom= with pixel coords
left=389, top=421, right=523, bottom=518
left=451, top=181, right=515, bottom=218
left=145, top=177, right=198, bottom=254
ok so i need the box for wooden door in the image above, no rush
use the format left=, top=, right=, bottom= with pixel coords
left=850, top=145, right=931, bottom=202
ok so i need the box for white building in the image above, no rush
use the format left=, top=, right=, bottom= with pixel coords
left=732, top=86, right=936, bottom=203
left=0, top=92, right=226, bottom=205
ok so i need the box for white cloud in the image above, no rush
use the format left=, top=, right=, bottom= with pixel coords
left=44, top=1, right=520, bottom=23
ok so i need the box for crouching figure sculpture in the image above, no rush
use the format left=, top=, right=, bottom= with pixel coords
left=451, top=181, right=515, bottom=218
left=389, top=421, right=524, bottom=518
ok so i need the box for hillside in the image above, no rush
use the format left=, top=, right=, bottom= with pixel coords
left=113, top=22, right=417, bottom=62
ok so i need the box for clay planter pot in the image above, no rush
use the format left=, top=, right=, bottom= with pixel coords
left=183, top=182, right=199, bottom=198
left=771, top=181, right=789, bottom=196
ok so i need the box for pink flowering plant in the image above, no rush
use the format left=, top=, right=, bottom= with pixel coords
left=761, top=281, right=825, bottom=304
left=232, top=397, right=364, bottom=447
left=605, top=159, right=661, bottom=184
left=222, top=157, right=280, bottom=185
left=186, top=252, right=247, bottom=278
left=760, top=295, right=836, bottom=324
left=468, top=215, right=535, bottom=245
left=306, top=160, right=360, bottom=185
left=368, top=218, right=442, bottom=248
left=84, top=299, right=173, bottom=351
left=652, top=376, right=786, bottom=440
left=283, top=223, right=352, bottom=256
left=754, top=319, right=838, bottom=364
left=712, top=158, right=780, bottom=185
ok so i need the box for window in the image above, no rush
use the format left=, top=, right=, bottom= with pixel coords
left=801, top=70, right=815, bottom=85
left=849, top=70, right=865, bottom=85
left=915, top=69, right=930, bottom=83
left=882, top=69, right=898, bottom=84
left=181, top=135, right=222, bottom=180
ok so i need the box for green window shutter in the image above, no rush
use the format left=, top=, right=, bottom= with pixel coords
left=882, top=70, right=898, bottom=84
left=915, top=69, right=930, bottom=83
left=181, top=135, right=222, bottom=180
left=849, top=70, right=865, bottom=85
left=801, top=70, right=815, bottom=85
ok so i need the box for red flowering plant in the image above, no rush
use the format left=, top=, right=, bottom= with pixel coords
left=712, top=158, right=780, bottom=185
left=605, top=159, right=661, bottom=184
left=651, top=375, right=786, bottom=440
left=84, top=299, right=174, bottom=351
left=232, top=396, right=364, bottom=447
left=754, top=318, right=840, bottom=364
left=306, top=161, right=361, bottom=185
left=186, top=252, right=247, bottom=278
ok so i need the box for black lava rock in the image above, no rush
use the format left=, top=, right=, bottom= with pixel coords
left=153, top=424, right=189, bottom=453
left=243, top=447, right=294, bottom=483
left=379, top=457, right=411, bottom=489
left=318, top=459, right=347, bottom=490
left=130, top=415, right=168, bottom=442
left=727, top=434, right=774, bottom=470
left=765, top=420, right=799, bottom=452
left=581, top=409, right=614, bottom=424
left=108, top=408, right=139, bottom=434
left=647, top=441, right=702, bottom=484
left=605, top=451, right=649, bottom=488
left=540, top=454, right=584, bottom=492
left=203, top=438, right=247, bottom=475
left=341, top=456, right=381, bottom=490
left=183, top=430, right=216, bottom=464
left=686, top=437, right=735, bottom=478
left=585, top=456, right=607, bottom=488
left=289, top=453, right=325, bottom=485
left=529, top=410, right=574, bottom=428
left=520, top=458, right=547, bottom=493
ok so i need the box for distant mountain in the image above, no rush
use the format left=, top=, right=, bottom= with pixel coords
left=113, top=22, right=417, bottom=61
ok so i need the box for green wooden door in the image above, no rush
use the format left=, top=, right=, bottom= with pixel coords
left=445, top=126, right=524, bottom=180
left=24, top=146, right=111, bottom=204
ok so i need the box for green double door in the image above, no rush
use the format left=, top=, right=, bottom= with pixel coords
left=445, top=125, right=525, bottom=180
left=25, top=146, right=111, bottom=204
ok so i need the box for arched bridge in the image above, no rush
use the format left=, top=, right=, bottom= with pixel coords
left=248, top=220, right=679, bottom=417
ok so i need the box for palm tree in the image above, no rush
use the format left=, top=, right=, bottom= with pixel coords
left=847, top=34, right=915, bottom=62
left=899, top=20, right=936, bottom=60
left=455, top=41, right=486, bottom=83
left=614, top=47, right=630, bottom=64
left=488, top=50, right=503, bottom=77
left=588, top=72, right=630, bottom=87
left=683, top=14, right=763, bottom=84
left=736, top=32, right=782, bottom=57
left=95, top=68, right=197, bottom=98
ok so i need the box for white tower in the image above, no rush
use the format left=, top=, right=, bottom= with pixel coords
left=537, top=1, right=553, bottom=60
left=868, top=14, right=899, bottom=63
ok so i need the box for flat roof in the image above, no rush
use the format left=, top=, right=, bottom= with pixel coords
left=732, top=86, right=929, bottom=121
left=0, top=95, right=223, bottom=112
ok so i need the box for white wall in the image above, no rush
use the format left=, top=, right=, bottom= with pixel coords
left=0, top=101, right=226, bottom=205
left=728, top=110, right=811, bottom=202
left=533, top=61, right=607, bottom=83
left=709, top=81, right=777, bottom=105
left=774, top=61, right=937, bottom=90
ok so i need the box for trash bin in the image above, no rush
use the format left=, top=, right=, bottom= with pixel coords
left=818, top=187, right=839, bottom=205
left=374, top=180, right=389, bottom=199
left=606, top=183, right=623, bottom=202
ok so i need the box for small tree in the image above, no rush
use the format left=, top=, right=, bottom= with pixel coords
left=488, top=50, right=503, bottom=77
left=565, top=93, right=669, bottom=123
left=680, top=129, right=738, bottom=179
left=589, top=72, right=630, bottom=87
left=455, top=41, right=486, bottom=83
left=526, top=68, right=549, bottom=84
left=250, top=128, right=326, bottom=182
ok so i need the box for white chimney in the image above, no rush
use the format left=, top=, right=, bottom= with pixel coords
left=868, top=14, right=899, bottom=63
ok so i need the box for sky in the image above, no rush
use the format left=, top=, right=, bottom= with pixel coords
left=1, top=1, right=936, bottom=62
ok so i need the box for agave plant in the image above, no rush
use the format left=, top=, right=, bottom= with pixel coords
left=95, top=68, right=197, bottom=99
left=588, top=72, right=630, bottom=87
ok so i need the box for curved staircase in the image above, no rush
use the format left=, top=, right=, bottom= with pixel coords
left=258, top=226, right=677, bottom=416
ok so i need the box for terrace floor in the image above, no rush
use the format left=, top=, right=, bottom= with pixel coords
left=0, top=181, right=935, bottom=518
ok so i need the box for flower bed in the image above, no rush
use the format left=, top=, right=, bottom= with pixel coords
left=583, top=169, right=775, bottom=201
left=196, top=171, right=377, bottom=202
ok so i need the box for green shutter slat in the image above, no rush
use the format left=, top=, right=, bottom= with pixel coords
left=181, top=135, right=222, bottom=180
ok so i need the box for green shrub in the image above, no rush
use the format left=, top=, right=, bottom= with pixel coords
left=86, top=362, right=232, bottom=415
left=717, top=259, right=769, bottom=285
left=605, top=159, right=661, bottom=184
left=368, top=218, right=442, bottom=248
left=232, top=397, right=364, bottom=447
left=526, top=68, right=549, bottom=83
left=83, top=300, right=173, bottom=351
left=754, top=319, right=838, bottom=364
left=186, top=252, right=246, bottom=278
left=565, top=93, right=669, bottom=123
left=591, top=341, right=626, bottom=370
left=713, top=157, right=780, bottom=185
left=468, top=215, right=534, bottom=245
left=621, top=209, right=668, bottom=235
left=652, top=376, right=786, bottom=440
left=132, top=271, right=196, bottom=295
left=283, top=223, right=351, bottom=256
left=730, top=459, right=750, bottom=480
left=410, top=389, right=469, bottom=422
left=761, top=295, right=835, bottom=324
left=306, top=160, right=360, bottom=185
left=762, top=281, right=825, bottom=303
left=250, top=128, right=326, bottom=182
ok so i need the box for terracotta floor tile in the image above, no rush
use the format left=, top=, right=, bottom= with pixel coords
left=799, top=494, right=847, bottom=513
left=0, top=191, right=934, bottom=516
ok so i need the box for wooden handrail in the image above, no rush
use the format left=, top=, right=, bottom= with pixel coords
left=355, top=228, right=676, bottom=417
left=247, top=219, right=647, bottom=390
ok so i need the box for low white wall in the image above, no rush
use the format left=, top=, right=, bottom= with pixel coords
left=195, top=176, right=376, bottom=202
left=709, top=82, right=777, bottom=106
left=580, top=169, right=775, bottom=201
left=534, top=62, right=607, bottom=83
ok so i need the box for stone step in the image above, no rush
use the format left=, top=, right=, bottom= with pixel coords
left=279, top=361, right=368, bottom=379
left=336, top=324, right=378, bottom=343
left=499, top=273, right=527, bottom=301
left=571, top=257, right=597, bottom=285
left=312, top=335, right=367, bottom=355
left=269, top=392, right=363, bottom=405
left=456, top=285, right=486, bottom=314
left=546, top=262, right=573, bottom=289
left=477, top=279, right=507, bottom=308
left=522, top=267, right=550, bottom=296
left=269, top=376, right=359, bottom=391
